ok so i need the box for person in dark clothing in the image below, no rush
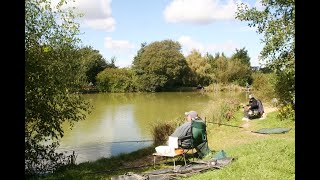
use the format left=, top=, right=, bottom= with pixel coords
left=170, top=111, right=211, bottom=158
left=170, top=111, right=203, bottom=147
left=243, top=94, right=262, bottom=120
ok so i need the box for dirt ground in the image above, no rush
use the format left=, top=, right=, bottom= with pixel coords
left=263, top=106, right=278, bottom=114
left=241, top=105, right=278, bottom=129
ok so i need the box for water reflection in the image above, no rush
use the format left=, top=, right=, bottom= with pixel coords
left=58, top=92, right=244, bottom=164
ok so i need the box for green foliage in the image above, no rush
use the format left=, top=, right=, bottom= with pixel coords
left=231, top=47, right=251, bottom=67
left=251, top=72, right=276, bottom=100
left=211, top=98, right=241, bottom=124
left=134, top=73, right=168, bottom=92
left=150, top=121, right=175, bottom=146
left=96, top=68, right=135, bottom=92
left=78, top=46, right=114, bottom=85
left=226, top=58, right=251, bottom=85
left=185, top=49, right=212, bottom=86
left=211, top=56, right=229, bottom=84
left=274, top=70, right=295, bottom=105
left=25, top=0, right=91, bottom=175
left=132, top=39, right=189, bottom=91
left=205, top=83, right=241, bottom=92
left=277, top=104, right=295, bottom=121
left=236, top=0, right=295, bottom=105
left=209, top=55, right=251, bottom=85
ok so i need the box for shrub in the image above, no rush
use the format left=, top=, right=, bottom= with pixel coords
left=150, top=122, right=175, bottom=146
left=277, top=104, right=295, bottom=121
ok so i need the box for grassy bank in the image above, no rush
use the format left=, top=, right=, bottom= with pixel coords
left=32, top=105, right=295, bottom=180
left=184, top=110, right=295, bottom=180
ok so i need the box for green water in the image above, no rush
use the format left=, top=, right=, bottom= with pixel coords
left=58, top=91, right=246, bottom=164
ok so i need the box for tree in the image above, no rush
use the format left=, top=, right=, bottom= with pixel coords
left=211, top=56, right=229, bottom=84
left=231, top=47, right=251, bottom=67
left=78, top=46, right=109, bottom=85
left=208, top=53, right=251, bottom=85
left=185, top=49, right=212, bottom=86
left=227, top=58, right=252, bottom=85
left=25, top=0, right=91, bottom=175
left=96, top=68, right=135, bottom=92
left=132, top=40, right=189, bottom=91
left=236, top=0, right=295, bottom=104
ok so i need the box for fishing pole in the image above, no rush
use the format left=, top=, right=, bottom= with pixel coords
left=206, top=121, right=244, bottom=128
left=110, top=140, right=154, bottom=143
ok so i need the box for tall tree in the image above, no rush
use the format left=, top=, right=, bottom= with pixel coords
left=186, top=49, right=212, bottom=86
left=79, top=46, right=110, bottom=85
left=231, top=47, right=251, bottom=67
left=236, top=0, right=295, bottom=104
left=25, top=0, right=91, bottom=175
left=211, top=56, right=229, bottom=84
left=132, top=40, right=189, bottom=91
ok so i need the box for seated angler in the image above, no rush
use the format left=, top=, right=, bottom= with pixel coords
left=243, top=95, right=264, bottom=120
left=170, top=111, right=211, bottom=158
left=170, top=111, right=202, bottom=147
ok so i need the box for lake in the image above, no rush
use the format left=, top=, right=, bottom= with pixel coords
left=57, top=91, right=246, bottom=164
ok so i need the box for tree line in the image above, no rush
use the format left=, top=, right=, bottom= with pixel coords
left=83, top=42, right=254, bottom=93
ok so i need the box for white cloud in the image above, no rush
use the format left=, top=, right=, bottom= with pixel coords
left=51, top=0, right=116, bottom=32
left=102, top=37, right=136, bottom=68
left=104, top=37, right=135, bottom=53
left=178, top=36, right=205, bottom=52
left=178, top=35, right=237, bottom=56
left=164, top=0, right=239, bottom=24
left=83, top=18, right=116, bottom=31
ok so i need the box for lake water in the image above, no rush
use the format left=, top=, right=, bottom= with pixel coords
left=57, top=91, right=245, bottom=164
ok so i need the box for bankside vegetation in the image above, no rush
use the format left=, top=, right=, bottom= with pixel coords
left=25, top=0, right=92, bottom=176
left=32, top=102, right=294, bottom=179
left=25, top=0, right=295, bottom=177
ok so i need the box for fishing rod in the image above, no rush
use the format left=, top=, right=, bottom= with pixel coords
left=110, top=140, right=154, bottom=143
left=206, top=121, right=244, bottom=128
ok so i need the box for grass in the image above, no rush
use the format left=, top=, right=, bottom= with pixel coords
left=185, top=109, right=295, bottom=180
left=184, top=138, right=294, bottom=180
left=31, top=104, right=295, bottom=180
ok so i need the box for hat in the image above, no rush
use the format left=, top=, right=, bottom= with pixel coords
left=185, top=111, right=198, bottom=118
left=249, top=94, right=254, bottom=99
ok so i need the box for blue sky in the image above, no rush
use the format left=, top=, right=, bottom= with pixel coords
left=55, top=0, right=266, bottom=68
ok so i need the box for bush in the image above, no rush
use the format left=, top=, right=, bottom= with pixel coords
left=251, top=72, right=276, bottom=102
left=210, top=98, right=242, bottom=124
left=150, top=122, right=175, bottom=146
left=277, top=104, right=295, bottom=121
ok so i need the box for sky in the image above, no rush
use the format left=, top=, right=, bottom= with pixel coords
left=54, top=0, right=266, bottom=68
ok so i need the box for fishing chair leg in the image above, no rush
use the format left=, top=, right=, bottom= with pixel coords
left=176, top=153, right=187, bottom=166
left=181, top=149, right=191, bottom=164
left=192, top=149, right=194, bottom=161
